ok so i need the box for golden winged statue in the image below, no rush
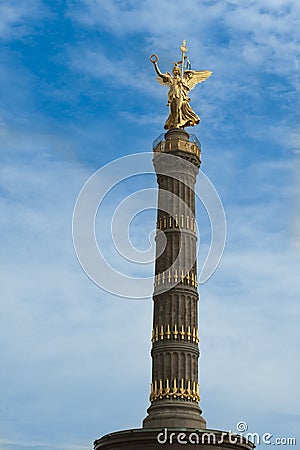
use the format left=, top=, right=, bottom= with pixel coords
left=150, top=41, right=212, bottom=130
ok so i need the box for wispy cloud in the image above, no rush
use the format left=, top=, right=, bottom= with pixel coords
left=0, top=0, right=47, bottom=40
left=69, top=0, right=299, bottom=77
left=67, top=0, right=299, bottom=149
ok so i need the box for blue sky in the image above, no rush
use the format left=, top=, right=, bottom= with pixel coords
left=0, top=0, right=299, bottom=449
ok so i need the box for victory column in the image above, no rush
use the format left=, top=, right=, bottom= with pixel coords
left=94, top=41, right=255, bottom=450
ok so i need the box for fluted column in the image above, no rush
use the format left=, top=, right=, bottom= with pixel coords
left=143, top=128, right=206, bottom=429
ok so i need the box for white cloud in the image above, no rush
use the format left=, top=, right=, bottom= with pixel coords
left=198, top=203, right=299, bottom=434
left=0, top=0, right=47, bottom=40
left=69, top=0, right=224, bottom=36
left=0, top=121, right=156, bottom=447
left=69, top=0, right=300, bottom=77
left=67, top=0, right=299, bottom=147
left=69, top=48, right=156, bottom=95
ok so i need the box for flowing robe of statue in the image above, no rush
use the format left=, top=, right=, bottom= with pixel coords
left=151, top=57, right=212, bottom=130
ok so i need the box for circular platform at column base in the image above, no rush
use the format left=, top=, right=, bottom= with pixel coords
left=94, top=428, right=255, bottom=450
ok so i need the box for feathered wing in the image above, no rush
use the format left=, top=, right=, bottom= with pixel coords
left=183, top=70, right=212, bottom=91
left=156, top=71, right=173, bottom=87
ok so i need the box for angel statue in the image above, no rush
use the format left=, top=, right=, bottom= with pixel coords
left=150, top=41, right=212, bottom=130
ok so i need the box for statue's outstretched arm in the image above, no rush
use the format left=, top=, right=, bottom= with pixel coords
left=153, top=61, right=164, bottom=78
left=150, top=54, right=171, bottom=85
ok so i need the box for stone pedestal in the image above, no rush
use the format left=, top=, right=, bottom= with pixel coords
left=94, top=428, right=255, bottom=450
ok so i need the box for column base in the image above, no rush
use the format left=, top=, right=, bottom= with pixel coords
left=143, top=400, right=206, bottom=429
left=94, top=428, right=255, bottom=449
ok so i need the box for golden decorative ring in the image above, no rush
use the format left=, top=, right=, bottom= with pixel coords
left=150, top=54, right=158, bottom=63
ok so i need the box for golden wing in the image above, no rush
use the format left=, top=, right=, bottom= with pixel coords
left=183, top=70, right=212, bottom=91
